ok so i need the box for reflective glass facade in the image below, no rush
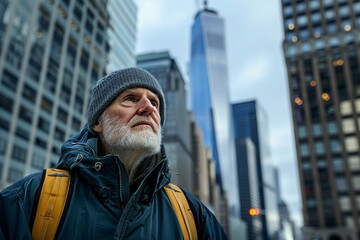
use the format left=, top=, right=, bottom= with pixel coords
left=190, top=8, right=239, bottom=215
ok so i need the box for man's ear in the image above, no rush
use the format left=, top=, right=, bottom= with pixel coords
left=92, top=121, right=102, bottom=133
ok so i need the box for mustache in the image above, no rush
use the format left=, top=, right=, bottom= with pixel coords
left=128, top=116, right=159, bottom=132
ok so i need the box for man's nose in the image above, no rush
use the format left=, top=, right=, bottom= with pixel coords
left=137, top=98, right=157, bottom=116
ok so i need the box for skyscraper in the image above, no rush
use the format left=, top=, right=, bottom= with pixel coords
left=107, top=0, right=137, bottom=71
left=137, top=51, right=193, bottom=191
left=282, top=0, right=360, bottom=239
left=189, top=2, right=240, bottom=221
left=232, top=100, right=280, bottom=240
left=0, top=0, right=137, bottom=189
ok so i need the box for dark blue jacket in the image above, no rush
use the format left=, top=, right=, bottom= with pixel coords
left=0, top=126, right=227, bottom=239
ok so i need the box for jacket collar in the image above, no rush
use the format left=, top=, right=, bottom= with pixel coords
left=57, top=125, right=170, bottom=205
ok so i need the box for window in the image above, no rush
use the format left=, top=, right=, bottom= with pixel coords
left=298, top=125, right=307, bottom=138
left=312, top=124, right=322, bottom=136
left=353, top=176, right=360, bottom=191
left=22, top=84, right=37, bottom=103
left=16, top=126, right=29, bottom=141
left=7, top=167, right=23, bottom=182
left=349, top=156, right=360, bottom=172
left=330, top=140, right=341, bottom=153
left=315, top=141, right=325, bottom=155
left=339, top=196, right=351, bottom=211
left=12, top=145, right=27, bottom=162
left=57, top=107, right=68, bottom=124
left=32, top=152, right=45, bottom=169
left=342, top=119, right=355, bottom=134
left=300, top=143, right=309, bottom=156
left=309, top=0, right=320, bottom=10
left=0, top=93, right=13, bottom=113
left=340, top=101, right=352, bottom=115
left=345, top=137, right=359, bottom=152
left=327, top=122, right=337, bottom=135
left=18, top=106, right=33, bottom=123
left=41, top=96, right=53, bottom=113
left=0, top=138, right=6, bottom=154
left=333, top=158, right=344, bottom=173
left=38, top=117, right=50, bottom=132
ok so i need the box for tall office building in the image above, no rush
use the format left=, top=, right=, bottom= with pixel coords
left=189, top=2, right=240, bottom=220
left=281, top=0, right=360, bottom=239
left=232, top=100, right=280, bottom=240
left=0, top=0, right=137, bottom=189
left=136, top=51, right=193, bottom=191
left=106, top=0, right=137, bottom=71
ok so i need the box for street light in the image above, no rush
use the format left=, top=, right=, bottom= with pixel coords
left=248, top=208, right=260, bottom=216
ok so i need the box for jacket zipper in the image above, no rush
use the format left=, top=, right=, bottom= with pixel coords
left=115, top=159, right=124, bottom=207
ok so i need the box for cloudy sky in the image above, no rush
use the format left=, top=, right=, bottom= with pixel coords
left=134, top=0, right=302, bottom=227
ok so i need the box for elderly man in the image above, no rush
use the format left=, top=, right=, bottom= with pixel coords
left=0, top=68, right=227, bottom=239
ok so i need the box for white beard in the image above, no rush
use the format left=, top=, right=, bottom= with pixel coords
left=99, top=111, right=162, bottom=173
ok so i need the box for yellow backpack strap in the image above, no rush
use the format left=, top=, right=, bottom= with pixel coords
left=164, top=183, right=198, bottom=240
left=32, top=168, right=71, bottom=240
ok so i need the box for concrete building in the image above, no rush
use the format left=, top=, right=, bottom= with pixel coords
left=136, top=51, right=193, bottom=192
left=0, top=0, right=137, bottom=189
left=281, top=0, right=360, bottom=239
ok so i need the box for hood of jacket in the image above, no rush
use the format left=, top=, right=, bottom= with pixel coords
left=56, top=124, right=171, bottom=204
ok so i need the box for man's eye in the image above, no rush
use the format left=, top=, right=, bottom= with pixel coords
left=124, top=96, right=136, bottom=102
left=150, top=100, right=158, bottom=107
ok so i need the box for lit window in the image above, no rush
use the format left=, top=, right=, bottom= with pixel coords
left=353, top=176, right=360, bottom=191
left=339, top=196, right=351, bottom=211
left=355, top=99, right=360, bottom=113
left=345, top=137, right=359, bottom=152
left=349, top=156, right=360, bottom=171
left=340, top=101, right=352, bottom=116
left=342, top=119, right=355, bottom=134
left=302, top=161, right=311, bottom=170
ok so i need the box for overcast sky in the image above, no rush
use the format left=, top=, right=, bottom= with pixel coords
left=134, top=0, right=303, bottom=227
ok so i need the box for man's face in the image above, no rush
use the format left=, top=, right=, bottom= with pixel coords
left=93, top=87, right=162, bottom=156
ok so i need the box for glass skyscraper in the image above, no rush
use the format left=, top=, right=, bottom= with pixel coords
left=282, top=0, right=360, bottom=239
left=232, top=100, right=280, bottom=240
left=189, top=5, right=239, bottom=218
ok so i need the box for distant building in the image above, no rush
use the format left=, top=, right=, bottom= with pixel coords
left=189, top=3, right=240, bottom=223
left=136, top=51, right=193, bottom=191
left=106, top=0, right=137, bottom=71
left=232, top=100, right=280, bottom=240
left=0, top=0, right=132, bottom=188
left=281, top=0, right=360, bottom=239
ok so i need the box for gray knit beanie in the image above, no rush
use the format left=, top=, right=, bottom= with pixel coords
left=87, top=67, right=165, bottom=130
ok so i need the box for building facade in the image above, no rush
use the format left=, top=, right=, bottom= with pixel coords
left=106, top=0, right=137, bottom=71
left=282, top=0, right=360, bottom=239
left=0, top=0, right=137, bottom=189
left=189, top=4, right=240, bottom=220
left=232, top=100, right=280, bottom=240
left=137, top=51, right=194, bottom=192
